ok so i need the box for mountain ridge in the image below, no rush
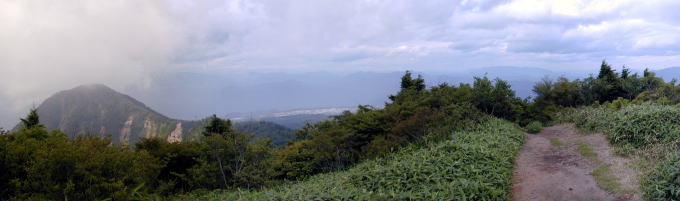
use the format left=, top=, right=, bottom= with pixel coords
left=18, top=84, right=303, bottom=146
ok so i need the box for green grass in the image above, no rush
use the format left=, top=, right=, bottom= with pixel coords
left=550, top=138, right=564, bottom=146
left=576, top=143, right=597, bottom=159
left=592, top=164, right=632, bottom=194
left=176, top=118, right=524, bottom=201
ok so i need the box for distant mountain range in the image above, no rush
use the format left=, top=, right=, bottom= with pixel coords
left=18, top=84, right=328, bottom=146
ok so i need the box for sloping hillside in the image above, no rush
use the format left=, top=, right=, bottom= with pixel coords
left=179, top=118, right=524, bottom=200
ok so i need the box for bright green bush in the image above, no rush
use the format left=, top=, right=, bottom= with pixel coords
left=525, top=121, right=543, bottom=134
left=610, top=104, right=680, bottom=147
left=643, top=154, right=680, bottom=201
left=557, top=103, right=680, bottom=147
left=178, top=118, right=524, bottom=201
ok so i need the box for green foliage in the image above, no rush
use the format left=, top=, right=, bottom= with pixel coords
left=643, top=154, right=680, bottom=201
left=270, top=72, right=494, bottom=180
left=609, top=104, right=680, bottom=147
left=136, top=138, right=208, bottom=195
left=180, top=118, right=524, bottom=201
left=525, top=121, right=543, bottom=134
left=531, top=60, right=668, bottom=124
left=555, top=106, right=614, bottom=133
left=0, top=126, right=161, bottom=201
left=20, top=108, right=42, bottom=129
left=196, top=116, right=274, bottom=189
left=556, top=103, right=680, bottom=148
left=399, top=70, right=425, bottom=91
left=472, top=77, right=524, bottom=121
left=203, top=114, right=233, bottom=137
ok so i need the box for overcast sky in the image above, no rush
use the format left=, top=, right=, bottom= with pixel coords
left=2, top=0, right=680, bottom=128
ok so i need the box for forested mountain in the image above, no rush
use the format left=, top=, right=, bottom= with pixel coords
left=17, top=84, right=295, bottom=145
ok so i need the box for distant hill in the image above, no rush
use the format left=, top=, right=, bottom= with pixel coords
left=233, top=121, right=295, bottom=147
left=19, top=84, right=295, bottom=146
left=230, top=107, right=353, bottom=130
left=654, top=67, right=680, bottom=81
left=260, top=114, right=332, bottom=130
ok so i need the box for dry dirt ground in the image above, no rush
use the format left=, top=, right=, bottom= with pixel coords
left=511, top=124, right=641, bottom=201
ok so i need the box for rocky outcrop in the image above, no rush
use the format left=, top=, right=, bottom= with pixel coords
left=167, top=122, right=183, bottom=143
left=119, top=116, right=134, bottom=145
left=143, top=118, right=156, bottom=138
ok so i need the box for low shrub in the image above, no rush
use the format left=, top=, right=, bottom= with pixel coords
left=525, top=121, right=543, bottom=134
left=554, top=106, right=614, bottom=133
left=610, top=104, right=680, bottom=147
left=643, top=154, right=680, bottom=201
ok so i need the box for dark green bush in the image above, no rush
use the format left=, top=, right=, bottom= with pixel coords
left=643, top=154, right=680, bottom=201
left=525, top=121, right=543, bottom=134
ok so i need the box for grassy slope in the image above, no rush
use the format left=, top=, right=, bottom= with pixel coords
left=178, top=118, right=524, bottom=201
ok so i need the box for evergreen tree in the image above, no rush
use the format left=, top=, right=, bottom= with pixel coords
left=621, top=66, right=630, bottom=79
left=202, top=115, right=233, bottom=188
left=203, top=114, right=232, bottom=137
left=400, top=71, right=414, bottom=90
left=400, top=71, right=425, bottom=91
left=597, top=60, right=618, bottom=81
left=20, top=108, right=42, bottom=129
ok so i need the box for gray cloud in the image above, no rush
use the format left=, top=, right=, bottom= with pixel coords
left=2, top=0, right=680, bottom=128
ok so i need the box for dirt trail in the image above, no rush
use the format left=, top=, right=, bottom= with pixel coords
left=511, top=124, right=641, bottom=201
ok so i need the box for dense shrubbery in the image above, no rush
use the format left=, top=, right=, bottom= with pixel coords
left=531, top=61, right=668, bottom=123
left=643, top=154, right=680, bottom=201
left=556, top=103, right=680, bottom=148
left=610, top=104, right=680, bottom=147
left=555, top=106, right=614, bottom=133
left=180, top=118, right=523, bottom=201
left=0, top=111, right=274, bottom=200
left=0, top=110, right=162, bottom=201
left=525, top=121, right=543, bottom=134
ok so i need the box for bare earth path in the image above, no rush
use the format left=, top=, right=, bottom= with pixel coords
left=511, top=124, right=641, bottom=201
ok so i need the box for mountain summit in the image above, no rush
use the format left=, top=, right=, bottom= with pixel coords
left=27, top=84, right=200, bottom=145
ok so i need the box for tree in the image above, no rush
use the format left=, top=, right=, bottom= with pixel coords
left=202, top=115, right=232, bottom=188
left=202, top=114, right=232, bottom=137
left=20, top=108, right=42, bottom=129
left=400, top=71, right=425, bottom=91
left=597, top=60, right=618, bottom=81
left=472, top=77, right=522, bottom=120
